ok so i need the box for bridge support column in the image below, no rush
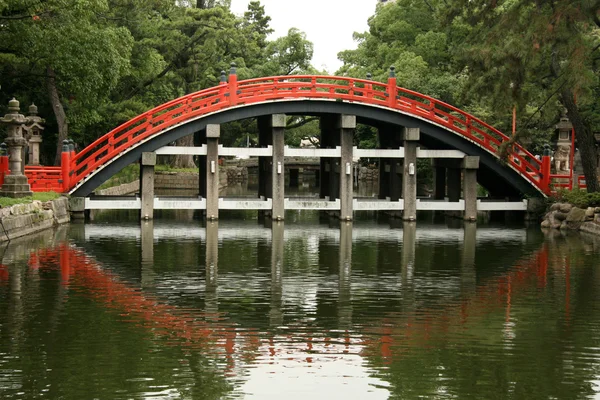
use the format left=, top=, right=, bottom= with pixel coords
left=402, top=128, right=420, bottom=221
left=206, top=124, right=220, bottom=220
left=271, top=115, right=286, bottom=220
left=432, top=160, right=447, bottom=200
left=258, top=116, right=273, bottom=216
left=339, top=115, right=355, bottom=221
left=140, top=152, right=156, bottom=220
left=447, top=166, right=462, bottom=203
left=463, top=156, right=479, bottom=222
left=319, top=116, right=336, bottom=202
left=69, top=197, right=86, bottom=220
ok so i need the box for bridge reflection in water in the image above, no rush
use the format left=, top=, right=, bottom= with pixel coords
left=0, top=220, right=599, bottom=398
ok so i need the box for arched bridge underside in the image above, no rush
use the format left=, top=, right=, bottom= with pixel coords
left=69, top=75, right=545, bottom=197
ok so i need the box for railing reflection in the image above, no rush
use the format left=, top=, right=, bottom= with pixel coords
left=3, top=220, right=590, bottom=389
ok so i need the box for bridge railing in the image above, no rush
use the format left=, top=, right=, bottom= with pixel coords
left=62, top=70, right=548, bottom=194
left=24, top=166, right=62, bottom=192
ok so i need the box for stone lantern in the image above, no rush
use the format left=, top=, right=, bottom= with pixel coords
left=25, top=103, right=44, bottom=166
left=553, top=109, right=573, bottom=174
left=0, top=98, right=33, bottom=198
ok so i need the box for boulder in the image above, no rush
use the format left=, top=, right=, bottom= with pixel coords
left=585, top=207, right=595, bottom=221
left=560, top=203, right=573, bottom=213
left=563, top=206, right=587, bottom=230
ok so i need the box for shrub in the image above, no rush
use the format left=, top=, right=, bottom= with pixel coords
left=551, top=189, right=600, bottom=209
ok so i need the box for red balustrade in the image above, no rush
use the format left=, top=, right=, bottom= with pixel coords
left=19, top=74, right=558, bottom=195
left=24, top=166, right=62, bottom=192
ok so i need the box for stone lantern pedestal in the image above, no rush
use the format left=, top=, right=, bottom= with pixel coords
left=0, top=99, right=33, bottom=198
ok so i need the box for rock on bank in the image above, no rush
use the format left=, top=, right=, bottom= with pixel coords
left=0, top=197, right=70, bottom=242
left=541, top=202, right=600, bottom=235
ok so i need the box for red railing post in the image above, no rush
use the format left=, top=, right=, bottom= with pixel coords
left=0, top=142, right=9, bottom=187
left=228, top=62, right=238, bottom=106
left=387, top=66, right=397, bottom=108
left=540, top=144, right=552, bottom=194
left=61, top=140, right=71, bottom=193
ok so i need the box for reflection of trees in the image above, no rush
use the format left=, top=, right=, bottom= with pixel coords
left=363, top=232, right=600, bottom=399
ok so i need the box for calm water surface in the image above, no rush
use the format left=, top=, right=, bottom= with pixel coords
left=1, top=211, right=600, bottom=399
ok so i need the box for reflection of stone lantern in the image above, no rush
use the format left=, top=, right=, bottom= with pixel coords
left=554, top=110, right=573, bottom=173
left=0, top=98, right=33, bottom=198
left=25, top=103, right=44, bottom=166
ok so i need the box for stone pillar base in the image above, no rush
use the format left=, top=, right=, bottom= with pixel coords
left=0, top=175, right=32, bottom=198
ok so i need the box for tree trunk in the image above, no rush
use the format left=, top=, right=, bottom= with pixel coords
left=561, top=87, right=599, bottom=192
left=47, top=67, right=68, bottom=166
left=170, top=134, right=196, bottom=169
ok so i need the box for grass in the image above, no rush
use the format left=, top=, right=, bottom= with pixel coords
left=0, top=191, right=62, bottom=207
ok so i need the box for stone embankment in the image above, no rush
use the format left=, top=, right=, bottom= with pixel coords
left=0, top=197, right=70, bottom=242
left=541, top=203, right=600, bottom=235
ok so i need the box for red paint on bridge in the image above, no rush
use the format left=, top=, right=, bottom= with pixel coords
left=9, top=72, right=578, bottom=195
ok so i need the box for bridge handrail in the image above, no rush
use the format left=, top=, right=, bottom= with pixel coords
left=67, top=73, right=546, bottom=194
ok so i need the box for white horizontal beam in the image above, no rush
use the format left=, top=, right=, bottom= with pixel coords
left=354, top=148, right=404, bottom=159
left=218, top=198, right=272, bottom=210
left=155, top=198, right=206, bottom=210
left=219, top=145, right=272, bottom=157
left=353, top=199, right=404, bottom=210
left=417, top=149, right=465, bottom=158
left=417, top=199, right=465, bottom=211
left=284, top=198, right=340, bottom=210
left=85, top=198, right=141, bottom=210
left=284, top=146, right=341, bottom=158
left=156, top=146, right=207, bottom=155
left=477, top=200, right=528, bottom=211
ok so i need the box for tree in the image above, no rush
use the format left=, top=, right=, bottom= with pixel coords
left=1, top=0, right=136, bottom=164
left=445, top=0, right=600, bottom=192
left=260, top=28, right=314, bottom=76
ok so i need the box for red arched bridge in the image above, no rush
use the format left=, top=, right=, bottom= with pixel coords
left=9, top=68, right=578, bottom=197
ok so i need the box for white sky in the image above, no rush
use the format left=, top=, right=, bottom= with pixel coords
left=230, top=0, right=378, bottom=73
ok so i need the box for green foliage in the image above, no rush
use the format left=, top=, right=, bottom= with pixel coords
left=96, top=164, right=140, bottom=190
left=551, top=189, right=600, bottom=209
left=0, top=191, right=61, bottom=207
left=444, top=0, right=599, bottom=190
left=0, top=0, right=315, bottom=163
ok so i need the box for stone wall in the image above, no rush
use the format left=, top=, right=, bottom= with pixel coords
left=0, top=197, right=70, bottom=242
left=358, top=166, right=379, bottom=182
left=155, top=172, right=199, bottom=190
left=541, top=202, right=600, bottom=235
left=95, top=180, right=140, bottom=196
left=95, top=171, right=228, bottom=196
